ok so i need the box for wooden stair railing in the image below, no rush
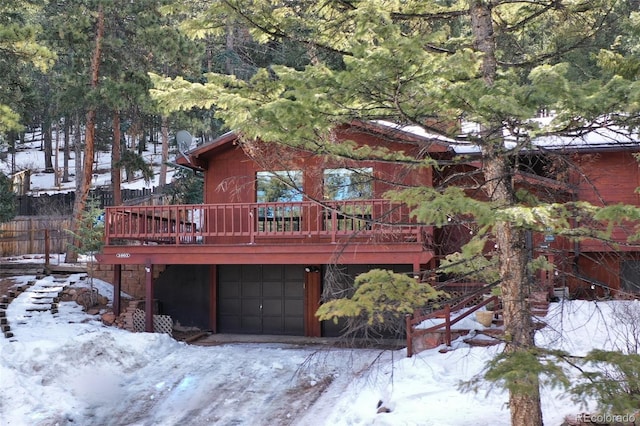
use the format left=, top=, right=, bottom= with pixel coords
left=406, top=294, right=500, bottom=357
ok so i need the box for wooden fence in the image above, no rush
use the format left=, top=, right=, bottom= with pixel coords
left=0, top=216, right=73, bottom=256
left=16, top=186, right=171, bottom=216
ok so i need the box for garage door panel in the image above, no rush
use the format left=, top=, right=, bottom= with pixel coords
left=263, top=299, right=282, bottom=316
left=241, top=316, right=261, bottom=333
left=284, top=267, right=304, bottom=280
left=284, top=281, right=303, bottom=298
left=219, top=315, right=241, bottom=332
left=242, top=281, right=261, bottom=297
left=242, top=299, right=261, bottom=315
left=263, top=265, right=283, bottom=281
left=263, top=316, right=283, bottom=334
left=284, top=299, right=303, bottom=317
left=218, top=299, right=241, bottom=315
left=263, top=281, right=283, bottom=298
left=242, top=267, right=261, bottom=281
left=219, top=283, right=240, bottom=298
left=284, top=318, right=304, bottom=335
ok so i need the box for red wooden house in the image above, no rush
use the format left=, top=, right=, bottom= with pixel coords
left=97, top=119, right=640, bottom=336
left=98, top=121, right=450, bottom=336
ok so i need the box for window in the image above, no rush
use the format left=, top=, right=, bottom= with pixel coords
left=323, top=168, right=373, bottom=200
left=323, top=168, right=374, bottom=232
left=256, top=171, right=303, bottom=232
left=256, top=171, right=303, bottom=202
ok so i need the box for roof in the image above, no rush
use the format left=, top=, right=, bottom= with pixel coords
left=181, top=116, right=640, bottom=166
left=452, top=116, right=640, bottom=154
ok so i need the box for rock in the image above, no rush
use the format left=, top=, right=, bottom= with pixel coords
left=101, top=312, right=116, bottom=325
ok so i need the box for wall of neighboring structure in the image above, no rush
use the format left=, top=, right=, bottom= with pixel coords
left=571, top=150, right=640, bottom=296
left=575, top=150, right=640, bottom=205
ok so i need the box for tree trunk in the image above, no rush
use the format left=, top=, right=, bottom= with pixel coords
left=43, top=118, right=54, bottom=173
left=159, top=116, right=169, bottom=188
left=66, top=5, right=104, bottom=263
left=74, top=113, right=82, bottom=193
left=112, top=110, right=122, bottom=206
left=54, top=121, right=60, bottom=187
left=484, top=151, right=543, bottom=426
left=470, top=1, right=543, bottom=424
left=62, top=118, right=70, bottom=182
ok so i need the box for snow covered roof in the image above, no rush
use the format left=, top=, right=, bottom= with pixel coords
left=374, top=116, right=640, bottom=155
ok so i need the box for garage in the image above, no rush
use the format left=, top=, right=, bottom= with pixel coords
left=218, top=265, right=305, bottom=335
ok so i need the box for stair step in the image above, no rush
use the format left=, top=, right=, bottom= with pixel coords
left=4, top=331, right=13, bottom=338
left=464, top=336, right=502, bottom=347
left=479, top=328, right=504, bottom=337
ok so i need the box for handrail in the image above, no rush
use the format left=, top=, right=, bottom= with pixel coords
left=406, top=294, right=500, bottom=357
left=104, top=199, right=425, bottom=246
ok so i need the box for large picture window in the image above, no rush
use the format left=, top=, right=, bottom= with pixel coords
left=256, top=171, right=303, bottom=232
left=323, top=168, right=374, bottom=232
left=323, top=168, right=373, bottom=200
left=256, top=171, right=303, bottom=202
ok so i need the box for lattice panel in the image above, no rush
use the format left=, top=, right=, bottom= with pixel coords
left=132, top=309, right=173, bottom=336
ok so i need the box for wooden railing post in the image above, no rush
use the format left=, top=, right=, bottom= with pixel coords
left=406, top=314, right=413, bottom=357
left=249, top=207, right=255, bottom=244
left=445, top=304, right=451, bottom=347
left=331, top=208, right=337, bottom=243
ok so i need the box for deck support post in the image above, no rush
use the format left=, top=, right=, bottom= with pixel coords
left=209, top=265, right=217, bottom=333
left=145, top=261, right=154, bottom=332
left=113, top=264, right=122, bottom=316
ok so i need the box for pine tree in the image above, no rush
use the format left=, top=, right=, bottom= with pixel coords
left=150, top=2, right=640, bottom=422
left=0, top=172, right=16, bottom=223
left=66, top=198, right=104, bottom=289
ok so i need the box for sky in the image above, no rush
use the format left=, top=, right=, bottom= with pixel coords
left=1, top=266, right=636, bottom=425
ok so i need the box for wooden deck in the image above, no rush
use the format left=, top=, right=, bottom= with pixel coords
left=100, top=199, right=434, bottom=266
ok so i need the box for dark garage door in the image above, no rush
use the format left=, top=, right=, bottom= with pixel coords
left=218, top=265, right=304, bottom=335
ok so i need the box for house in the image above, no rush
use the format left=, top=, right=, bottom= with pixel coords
left=96, top=118, right=640, bottom=337
left=97, top=121, right=451, bottom=336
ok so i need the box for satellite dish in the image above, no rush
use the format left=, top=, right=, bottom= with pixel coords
left=176, top=130, right=193, bottom=163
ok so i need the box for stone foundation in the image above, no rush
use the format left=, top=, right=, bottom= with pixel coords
left=92, top=263, right=166, bottom=299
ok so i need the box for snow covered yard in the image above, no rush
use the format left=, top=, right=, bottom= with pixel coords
left=0, top=269, right=635, bottom=425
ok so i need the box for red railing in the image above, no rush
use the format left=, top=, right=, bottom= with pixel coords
left=405, top=292, right=499, bottom=357
left=104, top=199, right=426, bottom=245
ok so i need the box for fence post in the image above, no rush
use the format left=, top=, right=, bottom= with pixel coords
left=44, top=229, right=50, bottom=269
left=28, top=217, right=34, bottom=253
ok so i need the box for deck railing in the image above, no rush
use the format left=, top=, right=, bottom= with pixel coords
left=104, top=199, right=426, bottom=245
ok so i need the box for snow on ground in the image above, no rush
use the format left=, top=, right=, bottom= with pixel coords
left=0, top=129, right=176, bottom=194
left=1, top=268, right=636, bottom=425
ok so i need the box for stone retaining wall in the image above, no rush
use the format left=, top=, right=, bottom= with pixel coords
left=92, top=264, right=166, bottom=299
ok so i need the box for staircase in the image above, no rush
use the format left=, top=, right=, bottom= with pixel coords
left=1, top=275, right=73, bottom=340
left=406, top=291, right=550, bottom=357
